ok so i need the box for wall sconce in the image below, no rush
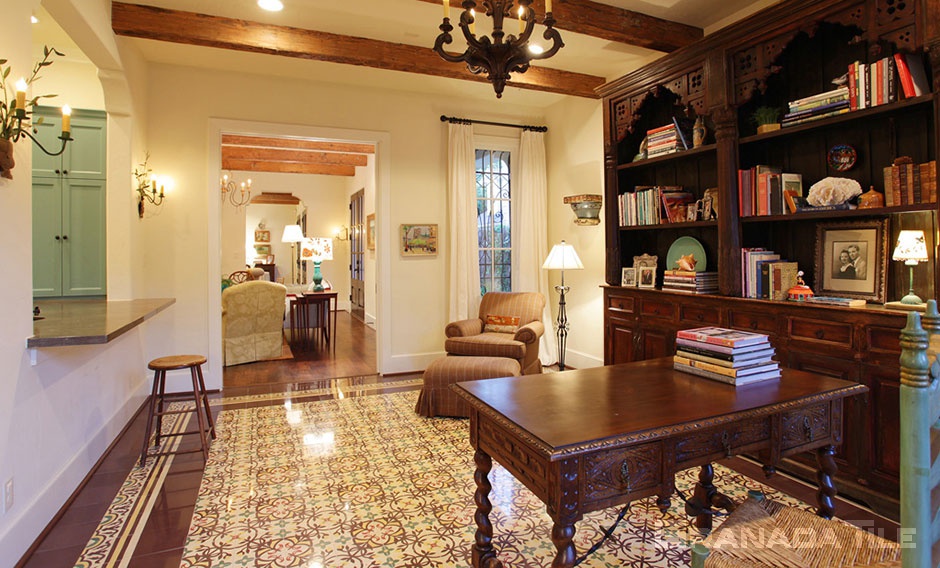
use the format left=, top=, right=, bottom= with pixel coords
left=220, top=172, right=252, bottom=208
left=563, top=194, right=603, bottom=225
left=134, top=153, right=166, bottom=218
left=0, top=47, right=71, bottom=180
left=333, top=225, right=350, bottom=241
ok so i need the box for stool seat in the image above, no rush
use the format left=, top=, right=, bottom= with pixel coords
left=139, top=354, right=215, bottom=466
left=148, top=354, right=208, bottom=371
left=415, top=356, right=522, bottom=418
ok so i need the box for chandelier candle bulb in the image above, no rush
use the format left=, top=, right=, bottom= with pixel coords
left=14, top=78, right=26, bottom=111
left=518, top=7, right=525, bottom=33
left=442, top=0, right=448, bottom=18
left=61, top=105, right=71, bottom=133
left=546, top=0, right=552, bottom=13
left=469, top=9, right=475, bottom=34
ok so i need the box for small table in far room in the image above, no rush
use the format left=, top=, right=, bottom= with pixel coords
left=452, top=357, right=868, bottom=568
left=288, top=290, right=338, bottom=351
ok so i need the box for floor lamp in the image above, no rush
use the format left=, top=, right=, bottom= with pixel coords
left=542, top=240, right=584, bottom=371
left=281, top=224, right=304, bottom=285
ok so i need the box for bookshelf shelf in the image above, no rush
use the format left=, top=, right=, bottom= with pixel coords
left=620, top=220, right=717, bottom=231
left=616, top=144, right=717, bottom=171
left=740, top=202, right=936, bottom=223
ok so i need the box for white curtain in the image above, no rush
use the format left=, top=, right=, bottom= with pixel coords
left=447, top=122, right=482, bottom=322
left=513, top=129, right=558, bottom=366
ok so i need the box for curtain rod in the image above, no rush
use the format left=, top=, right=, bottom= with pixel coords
left=440, top=115, right=548, bottom=132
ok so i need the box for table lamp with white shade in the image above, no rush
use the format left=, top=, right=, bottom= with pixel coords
left=301, top=237, right=333, bottom=292
left=892, top=229, right=929, bottom=306
left=281, top=224, right=305, bottom=285
left=542, top=240, right=584, bottom=370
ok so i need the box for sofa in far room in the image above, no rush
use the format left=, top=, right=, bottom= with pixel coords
left=222, top=280, right=287, bottom=366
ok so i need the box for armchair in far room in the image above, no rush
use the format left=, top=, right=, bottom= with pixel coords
left=444, top=291, right=546, bottom=374
left=222, top=280, right=287, bottom=366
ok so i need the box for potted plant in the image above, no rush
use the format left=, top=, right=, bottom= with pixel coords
left=751, top=106, right=781, bottom=134
left=0, top=46, right=64, bottom=179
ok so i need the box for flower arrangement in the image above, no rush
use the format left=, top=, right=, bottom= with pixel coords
left=0, top=46, right=64, bottom=139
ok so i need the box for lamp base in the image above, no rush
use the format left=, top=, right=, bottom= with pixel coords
left=312, top=261, right=324, bottom=292
left=885, top=300, right=927, bottom=312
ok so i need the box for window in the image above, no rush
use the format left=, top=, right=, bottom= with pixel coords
left=476, top=148, right=511, bottom=294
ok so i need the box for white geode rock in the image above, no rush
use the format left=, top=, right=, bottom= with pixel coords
left=806, top=177, right=862, bottom=206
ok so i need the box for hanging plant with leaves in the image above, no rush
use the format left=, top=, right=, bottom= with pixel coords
left=0, top=46, right=64, bottom=139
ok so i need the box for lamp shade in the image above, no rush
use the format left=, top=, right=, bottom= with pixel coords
left=892, top=230, right=928, bottom=263
left=301, top=237, right=333, bottom=261
left=542, top=240, right=584, bottom=270
left=281, top=224, right=304, bottom=243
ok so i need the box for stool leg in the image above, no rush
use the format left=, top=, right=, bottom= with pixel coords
left=139, top=369, right=161, bottom=466
left=195, top=363, right=216, bottom=439
left=190, top=366, right=211, bottom=462
left=154, top=370, right=167, bottom=447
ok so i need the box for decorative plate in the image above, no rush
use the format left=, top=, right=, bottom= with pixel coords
left=666, top=236, right=707, bottom=272
left=827, top=144, right=857, bottom=172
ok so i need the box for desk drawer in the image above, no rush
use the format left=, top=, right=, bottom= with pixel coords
left=679, top=305, right=720, bottom=326
left=640, top=299, right=675, bottom=321
left=583, top=442, right=661, bottom=505
left=788, top=317, right=853, bottom=349
left=728, top=310, right=776, bottom=334
left=781, top=403, right=831, bottom=450
left=608, top=295, right=635, bottom=313
left=674, top=418, right=770, bottom=464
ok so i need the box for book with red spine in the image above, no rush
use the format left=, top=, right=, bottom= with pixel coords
left=675, top=326, right=769, bottom=348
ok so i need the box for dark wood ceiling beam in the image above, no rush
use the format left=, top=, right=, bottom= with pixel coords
left=112, top=2, right=604, bottom=98
left=223, top=158, right=357, bottom=176
left=222, top=146, right=369, bottom=166
left=417, top=0, right=702, bottom=52
left=222, top=134, right=375, bottom=154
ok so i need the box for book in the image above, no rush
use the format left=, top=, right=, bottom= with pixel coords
left=676, top=347, right=777, bottom=367
left=660, top=191, right=695, bottom=223
left=780, top=107, right=851, bottom=127
left=674, top=355, right=779, bottom=378
left=673, top=361, right=782, bottom=385
left=770, top=261, right=799, bottom=301
left=676, top=326, right=769, bottom=348
left=804, top=296, right=866, bottom=307
left=788, top=87, right=849, bottom=107
left=675, top=336, right=772, bottom=356
left=903, top=52, right=930, bottom=96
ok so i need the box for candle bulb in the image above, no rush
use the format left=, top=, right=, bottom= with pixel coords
left=61, top=105, right=72, bottom=133
left=15, top=78, right=27, bottom=112
left=469, top=8, right=476, bottom=34
left=442, top=0, right=448, bottom=19
left=518, top=6, right=525, bottom=33
left=546, top=0, right=552, bottom=13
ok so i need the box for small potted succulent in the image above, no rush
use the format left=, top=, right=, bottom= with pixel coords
left=751, top=106, right=781, bottom=134
left=0, top=46, right=64, bottom=179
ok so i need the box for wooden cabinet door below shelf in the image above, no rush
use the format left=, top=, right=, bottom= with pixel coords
left=608, top=319, right=638, bottom=364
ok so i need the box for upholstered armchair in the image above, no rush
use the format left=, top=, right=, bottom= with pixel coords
left=222, top=280, right=287, bottom=366
left=444, top=291, right=546, bottom=374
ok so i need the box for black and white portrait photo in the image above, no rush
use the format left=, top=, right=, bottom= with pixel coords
left=815, top=220, right=887, bottom=303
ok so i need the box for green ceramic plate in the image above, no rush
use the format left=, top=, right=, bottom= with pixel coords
left=666, top=236, right=707, bottom=272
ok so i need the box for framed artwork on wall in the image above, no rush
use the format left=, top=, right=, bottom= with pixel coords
left=254, top=229, right=271, bottom=243
left=400, top=224, right=438, bottom=256
left=813, top=219, right=888, bottom=303
left=367, top=213, right=376, bottom=251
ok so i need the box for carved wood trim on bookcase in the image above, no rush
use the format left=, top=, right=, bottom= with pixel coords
left=612, top=70, right=707, bottom=141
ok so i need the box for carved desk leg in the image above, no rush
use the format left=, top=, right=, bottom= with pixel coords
left=551, top=522, right=577, bottom=568
left=815, top=444, right=838, bottom=519
left=689, top=464, right=736, bottom=533
left=472, top=448, right=503, bottom=568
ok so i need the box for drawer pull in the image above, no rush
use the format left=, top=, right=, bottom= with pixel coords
left=750, top=321, right=758, bottom=330
left=815, top=330, right=825, bottom=339
left=722, top=431, right=732, bottom=457
left=620, top=460, right=631, bottom=491
left=696, top=314, right=704, bottom=321
left=803, top=416, right=815, bottom=442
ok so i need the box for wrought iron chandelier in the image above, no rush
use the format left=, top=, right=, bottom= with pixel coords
left=220, top=172, right=252, bottom=208
left=434, top=0, right=563, bottom=98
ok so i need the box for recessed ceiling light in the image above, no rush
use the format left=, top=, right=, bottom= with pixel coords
left=31, top=15, right=39, bottom=24
left=257, top=0, right=284, bottom=11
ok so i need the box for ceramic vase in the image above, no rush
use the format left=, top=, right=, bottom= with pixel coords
left=692, top=116, right=707, bottom=148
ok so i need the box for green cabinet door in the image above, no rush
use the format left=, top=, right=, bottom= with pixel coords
left=31, top=106, right=106, bottom=179
left=63, top=178, right=106, bottom=296
left=32, top=177, right=63, bottom=297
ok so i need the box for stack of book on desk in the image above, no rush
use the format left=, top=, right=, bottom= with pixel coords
left=661, top=270, right=718, bottom=294
left=673, top=326, right=780, bottom=386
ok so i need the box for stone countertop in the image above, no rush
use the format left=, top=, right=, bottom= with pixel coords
left=28, top=298, right=175, bottom=348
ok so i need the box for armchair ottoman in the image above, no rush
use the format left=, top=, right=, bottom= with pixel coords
left=415, top=356, right=521, bottom=418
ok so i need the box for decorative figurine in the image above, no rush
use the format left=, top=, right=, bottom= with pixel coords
left=857, top=185, right=885, bottom=209
left=693, top=116, right=707, bottom=148
left=676, top=253, right=697, bottom=272
left=787, top=270, right=814, bottom=301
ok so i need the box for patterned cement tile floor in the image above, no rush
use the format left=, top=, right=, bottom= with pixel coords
left=65, top=376, right=898, bottom=568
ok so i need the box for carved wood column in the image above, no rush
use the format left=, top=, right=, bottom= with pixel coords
left=711, top=104, right=741, bottom=296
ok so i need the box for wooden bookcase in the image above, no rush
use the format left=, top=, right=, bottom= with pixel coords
left=598, top=0, right=940, bottom=519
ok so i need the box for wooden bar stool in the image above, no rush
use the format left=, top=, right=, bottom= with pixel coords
left=139, top=355, right=216, bottom=466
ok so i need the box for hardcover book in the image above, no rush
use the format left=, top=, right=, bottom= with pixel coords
left=673, top=355, right=779, bottom=377
left=675, top=327, right=769, bottom=348
left=673, top=361, right=781, bottom=385
left=675, top=347, right=776, bottom=367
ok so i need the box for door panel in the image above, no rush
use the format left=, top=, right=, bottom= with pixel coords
left=32, top=178, right=62, bottom=297
left=63, top=179, right=106, bottom=296
left=350, top=189, right=365, bottom=319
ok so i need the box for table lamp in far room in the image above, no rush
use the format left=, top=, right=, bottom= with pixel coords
left=542, top=240, right=584, bottom=371
left=281, top=224, right=305, bottom=285
left=302, top=237, right=333, bottom=291
left=889, top=229, right=929, bottom=310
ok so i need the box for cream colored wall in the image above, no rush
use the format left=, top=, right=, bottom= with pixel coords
left=33, top=57, right=104, bottom=111
left=544, top=96, right=606, bottom=369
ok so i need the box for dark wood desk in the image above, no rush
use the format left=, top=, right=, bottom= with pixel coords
left=288, top=291, right=337, bottom=351
left=453, top=357, right=868, bottom=568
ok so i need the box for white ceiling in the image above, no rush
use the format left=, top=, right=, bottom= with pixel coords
left=34, top=0, right=777, bottom=107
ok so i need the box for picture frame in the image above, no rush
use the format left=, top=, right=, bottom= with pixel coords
left=813, top=219, right=888, bottom=303
left=400, top=224, right=438, bottom=256
left=254, top=229, right=271, bottom=243
left=254, top=244, right=271, bottom=257
left=621, top=267, right=636, bottom=287
left=367, top=213, right=376, bottom=251
left=633, top=253, right=658, bottom=288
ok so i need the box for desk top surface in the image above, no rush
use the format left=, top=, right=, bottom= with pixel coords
left=454, top=358, right=867, bottom=455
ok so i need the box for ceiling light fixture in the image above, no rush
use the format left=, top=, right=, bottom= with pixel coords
left=257, top=0, right=284, bottom=12
left=434, top=0, right=564, bottom=98
left=31, top=15, right=39, bottom=24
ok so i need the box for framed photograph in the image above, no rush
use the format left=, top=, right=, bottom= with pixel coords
left=254, top=244, right=271, bottom=257
left=400, top=224, right=438, bottom=256
left=254, top=229, right=271, bottom=243
left=814, top=219, right=888, bottom=302
left=367, top=213, right=376, bottom=251
left=621, top=267, right=636, bottom=287
left=633, top=254, right=657, bottom=288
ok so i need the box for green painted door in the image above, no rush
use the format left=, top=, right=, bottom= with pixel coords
left=32, top=178, right=62, bottom=297
left=62, top=179, right=106, bottom=296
